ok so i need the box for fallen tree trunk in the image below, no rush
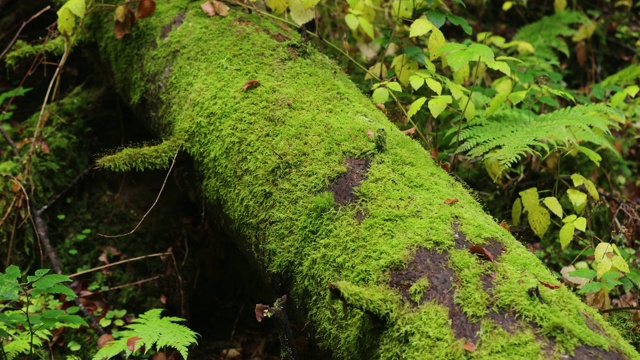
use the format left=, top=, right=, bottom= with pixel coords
left=82, top=1, right=639, bottom=358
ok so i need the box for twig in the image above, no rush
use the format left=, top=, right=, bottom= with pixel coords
left=0, top=6, right=51, bottom=60
left=223, top=301, right=246, bottom=360
left=98, top=145, right=181, bottom=238
left=79, top=275, right=164, bottom=297
left=68, top=252, right=171, bottom=278
left=39, top=165, right=94, bottom=212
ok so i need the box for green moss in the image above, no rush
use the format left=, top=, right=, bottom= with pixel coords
left=85, top=0, right=640, bottom=358
left=449, top=249, right=491, bottom=319
left=408, top=277, right=429, bottom=304
left=96, top=138, right=181, bottom=172
left=4, top=37, right=65, bottom=68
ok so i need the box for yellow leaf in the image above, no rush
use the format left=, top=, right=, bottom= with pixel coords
left=512, top=198, right=522, bottom=225
left=612, top=255, right=630, bottom=273
left=428, top=28, right=446, bottom=59
left=410, top=18, right=433, bottom=37
left=543, top=197, right=563, bottom=218
left=574, top=216, right=587, bottom=232
left=594, top=242, right=614, bottom=264
left=572, top=21, right=597, bottom=42
left=344, top=13, right=359, bottom=30
left=554, top=0, right=567, bottom=12
left=266, top=0, right=288, bottom=13
left=453, top=64, right=469, bottom=85
left=365, top=63, right=387, bottom=80
left=425, top=78, right=442, bottom=95
left=567, top=189, right=587, bottom=213
left=502, top=1, right=513, bottom=11
left=560, top=222, right=575, bottom=249
left=529, top=205, right=550, bottom=238
left=519, top=187, right=539, bottom=213
left=289, top=0, right=314, bottom=25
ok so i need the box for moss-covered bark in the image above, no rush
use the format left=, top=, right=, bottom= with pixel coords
left=79, top=1, right=640, bottom=358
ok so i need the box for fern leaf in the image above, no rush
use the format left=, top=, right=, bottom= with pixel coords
left=457, top=104, right=621, bottom=176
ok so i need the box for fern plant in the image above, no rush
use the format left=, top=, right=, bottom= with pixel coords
left=93, top=309, right=198, bottom=360
left=456, top=104, right=624, bottom=178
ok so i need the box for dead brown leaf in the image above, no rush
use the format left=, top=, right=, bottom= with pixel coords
left=201, top=1, right=216, bottom=16
left=463, top=342, right=475, bottom=352
left=242, top=79, right=260, bottom=91
left=114, top=5, right=135, bottom=39
left=97, top=334, right=114, bottom=349
left=367, top=129, right=374, bottom=140
left=444, top=197, right=458, bottom=205
left=469, top=245, right=495, bottom=262
left=402, top=126, right=416, bottom=136
left=255, top=304, right=270, bottom=322
left=127, top=336, right=142, bottom=352
left=212, top=0, right=229, bottom=16
left=136, top=0, right=156, bottom=19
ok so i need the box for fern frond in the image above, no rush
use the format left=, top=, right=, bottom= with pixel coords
left=457, top=104, right=621, bottom=175
left=514, top=11, right=588, bottom=60
left=92, top=309, right=198, bottom=360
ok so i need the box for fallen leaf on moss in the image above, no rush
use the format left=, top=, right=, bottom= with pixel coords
left=136, top=0, right=156, bottom=19
left=444, top=197, right=458, bottom=205
left=242, top=79, right=260, bottom=91
left=114, top=5, right=135, bottom=39
left=463, top=342, right=475, bottom=352
left=539, top=280, right=562, bottom=289
left=469, top=245, right=494, bottom=262
left=201, top=1, right=216, bottom=16
left=367, top=130, right=374, bottom=140
left=402, top=126, right=416, bottom=135
left=212, top=0, right=229, bottom=16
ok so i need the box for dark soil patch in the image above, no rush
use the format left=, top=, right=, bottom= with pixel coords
left=583, top=313, right=606, bottom=336
left=388, top=247, right=481, bottom=342
left=328, top=158, right=370, bottom=205
left=486, top=309, right=519, bottom=334
left=572, top=345, right=626, bottom=360
left=355, top=209, right=368, bottom=223
left=161, top=12, right=186, bottom=39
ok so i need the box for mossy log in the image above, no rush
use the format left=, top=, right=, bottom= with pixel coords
left=82, top=1, right=639, bottom=358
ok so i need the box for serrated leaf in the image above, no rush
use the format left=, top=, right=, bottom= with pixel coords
left=407, top=97, right=427, bottom=119
left=372, top=87, right=389, bottom=104
left=386, top=81, right=402, bottom=92
left=563, top=214, right=578, bottom=223
left=583, top=179, right=599, bottom=199
left=63, top=0, right=85, bottom=17
left=428, top=28, right=446, bottom=59
left=612, top=256, right=630, bottom=273
left=289, top=0, right=315, bottom=25
left=409, top=75, right=424, bottom=90
left=594, top=242, right=614, bottom=263
left=425, top=78, right=442, bottom=95
left=468, top=43, right=494, bottom=61
left=574, top=216, right=587, bottom=231
left=578, top=281, right=602, bottom=294
left=446, top=50, right=476, bottom=72
left=597, top=259, right=613, bottom=279
left=529, top=205, right=550, bottom=238
left=485, top=60, right=510, bottom=76
left=519, top=188, right=539, bottom=213
left=453, top=64, right=469, bottom=84
left=428, top=96, right=452, bottom=118
left=508, top=90, right=528, bottom=105
left=410, top=18, right=433, bottom=37
left=577, top=146, right=602, bottom=167
left=568, top=268, right=597, bottom=279
left=571, top=173, right=585, bottom=187
left=559, top=222, right=575, bottom=249
left=512, top=198, right=522, bottom=226
left=567, top=189, right=587, bottom=213
left=543, top=197, right=563, bottom=218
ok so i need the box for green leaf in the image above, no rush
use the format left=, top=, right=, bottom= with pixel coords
left=568, top=268, right=597, bottom=279
left=427, top=11, right=446, bottom=28
left=386, top=81, right=402, bottom=92
left=427, top=95, right=452, bottom=118
left=578, top=281, right=602, bottom=294
left=508, top=90, right=528, bottom=105
left=446, top=13, right=472, bottom=35
left=57, top=0, right=86, bottom=36
left=410, top=18, right=433, bottom=37
left=425, top=78, right=442, bottom=95
left=559, top=222, right=575, bottom=249
left=372, top=88, right=389, bottom=104
left=567, top=189, right=587, bottom=213
left=446, top=50, right=476, bottom=72
left=519, top=188, right=539, bottom=213
left=563, top=214, right=577, bottom=223
left=358, top=17, right=375, bottom=39
left=512, top=198, right=522, bottom=226
left=289, top=0, right=315, bottom=25
left=409, top=75, right=424, bottom=90
left=407, top=97, right=427, bottom=119
left=543, top=197, right=563, bottom=218
left=485, top=60, right=510, bottom=76
left=574, top=216, right=587, bottom=232
left=571, top=174, right=599, bottom=199
left=266, top=0, right=288, bottom=14
left=428, top=28, right=446, bottom=58
left=595, top=242, right=614, bottom=263
left=529, top=205, right=550, bottom=238
left=468, top=43, right=494, bottom=61
left=300, top=0, right=320, bottom=8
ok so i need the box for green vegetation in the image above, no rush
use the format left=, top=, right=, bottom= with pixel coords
left=1, top=0, right=640, bottom=358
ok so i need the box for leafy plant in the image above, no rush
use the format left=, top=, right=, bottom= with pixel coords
left=93, top=309, right=198, bottom=360
left=0, top=265, right=87, bottom=360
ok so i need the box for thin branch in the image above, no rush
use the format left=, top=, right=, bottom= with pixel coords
left=0, top=6, right=51, bottom=60
left=98, top=145, right=181, bottom=238
left=39, top=165, right=94, bottom=212
left=68, top=252, right=171, bottom=278
left=79, top=275, right=164, bottom=297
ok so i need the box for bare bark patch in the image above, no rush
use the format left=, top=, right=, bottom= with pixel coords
left=572, top=345, right=625, bottom=360
left=389, top=246, right=481, bottom=342
left=328, top=158, right=370, bottom=205
left=160, top=12, right=186, bottom=39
